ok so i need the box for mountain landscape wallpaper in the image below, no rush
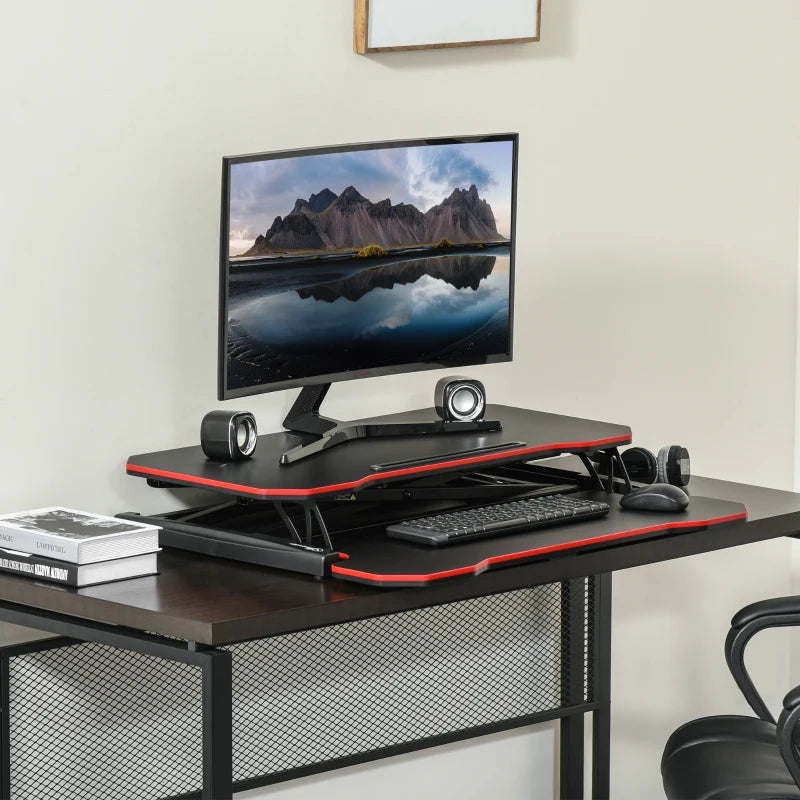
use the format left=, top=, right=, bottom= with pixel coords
left=224, top=139, right=515, bottom=393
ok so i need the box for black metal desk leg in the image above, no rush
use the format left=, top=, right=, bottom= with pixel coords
left=591, top=573, right=612, bottom=800
left=199, top=647, right=233, bottom=800
left=560, top=713, right=584, bottom=799
left=560, top=578, right=587, bottom=800
left=0, top=652, right=9, bottom=800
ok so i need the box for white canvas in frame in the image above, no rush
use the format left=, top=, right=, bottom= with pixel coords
left=354, top=0, right=540, bottom=53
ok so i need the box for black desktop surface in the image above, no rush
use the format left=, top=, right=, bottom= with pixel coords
left=127, top=405, right=632, bottom=500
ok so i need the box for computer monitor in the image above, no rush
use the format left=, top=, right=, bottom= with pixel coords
left=219, top=133, right=518, bottom=462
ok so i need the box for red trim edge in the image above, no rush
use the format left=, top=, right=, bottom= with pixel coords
left=329, top=511, right=748, bottom=585
left=126, top=433, right=631, bottom=499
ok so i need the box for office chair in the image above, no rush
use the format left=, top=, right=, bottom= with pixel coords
left=661, top=596, right=800, bottom=799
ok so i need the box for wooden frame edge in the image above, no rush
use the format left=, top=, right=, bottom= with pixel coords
left=354, top=0, right=541, bottom=55
left=354, top=0, right=369, bottom=54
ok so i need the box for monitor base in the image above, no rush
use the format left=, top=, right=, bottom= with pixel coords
left=280, top=383, right=502, bottom=465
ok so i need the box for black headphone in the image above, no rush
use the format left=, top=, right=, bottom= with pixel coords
left=591, top=446, right=691, bottom=487
left=621, top=446, right=690, bottom=487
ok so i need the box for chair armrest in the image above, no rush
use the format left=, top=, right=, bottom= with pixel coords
left=732, top=596, right=800, bottom=627
left=777, top=685, right=800, bottom=788
left=784, top=685, right=800, bottom=713
left=725, top=597, right=800, bottom=724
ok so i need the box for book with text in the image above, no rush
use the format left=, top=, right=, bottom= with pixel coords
left=0, top=547, right=159, bottom=587
left=0, top=508, right=160, bottom=564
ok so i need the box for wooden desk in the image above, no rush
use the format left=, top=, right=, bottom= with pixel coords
left=0, top=476, right=798, bottom=800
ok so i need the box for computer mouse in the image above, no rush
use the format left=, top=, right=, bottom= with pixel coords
left=619, top=483, right=689, bottom=512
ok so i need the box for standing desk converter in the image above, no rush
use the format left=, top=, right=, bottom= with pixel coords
left=123, top=406, right=744, bottom=586
left=0, top=407, right=797, bottom=800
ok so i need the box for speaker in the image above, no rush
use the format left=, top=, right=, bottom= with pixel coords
left=201, top=411, right=258, bottom=461
left=434, top=376, right=486, bottom=422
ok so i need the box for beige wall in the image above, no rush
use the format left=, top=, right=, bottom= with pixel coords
left=1, top=2, right=798, bottom=797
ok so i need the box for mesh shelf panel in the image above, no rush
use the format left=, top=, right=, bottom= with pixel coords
left=227, top=581, right=592, bottom=781
left=2, top=580, right=593, bottom=798
left=586, top=576, right=597, bottom=702
left=5, top=642, right=203, bottom=800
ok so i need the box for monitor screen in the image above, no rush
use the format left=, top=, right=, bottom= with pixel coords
left=219, top=133, right=517, bottom=399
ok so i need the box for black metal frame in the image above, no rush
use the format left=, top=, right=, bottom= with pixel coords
left=0, top=574, right=612, bottom=800
left=0, top=636, right=81, bottom=799
left=0, top=647, right=8, bottom=799
left=558, top=573, right=612, bottom=800
left=579, top=448, right=633, bottom=494
left=0, top=603, right=232, bottom=800
left=591, top=573, right=613, bottom=799
left=225, top=707, right=602, bottom=799
left=560, top=577, right=587, bottom=798
left=117, top=505, right=341, bottom=578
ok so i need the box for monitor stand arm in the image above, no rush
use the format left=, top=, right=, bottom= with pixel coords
left=282, top=383, right=339, bottom=438
left=280, top=383, right=502, bottom=465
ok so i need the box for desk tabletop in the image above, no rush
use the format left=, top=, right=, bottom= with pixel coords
left=0, top=476, right=798, bottom=646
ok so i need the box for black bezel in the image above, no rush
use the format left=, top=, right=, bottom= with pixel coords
left=218, top=133, right=518, bottom=401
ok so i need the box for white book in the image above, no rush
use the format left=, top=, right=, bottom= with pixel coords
left=0, top=548, right=160, bottom=587
left=0, top=507, right=160, bottom=565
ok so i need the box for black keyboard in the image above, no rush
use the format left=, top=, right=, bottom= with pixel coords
left=386, top=494, right=611, bottom=547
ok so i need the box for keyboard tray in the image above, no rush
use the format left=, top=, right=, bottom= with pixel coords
left=329, top=492, right=747, bottom=587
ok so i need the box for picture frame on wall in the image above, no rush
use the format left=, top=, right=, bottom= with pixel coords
left=354, top=0, right=541, bottom=54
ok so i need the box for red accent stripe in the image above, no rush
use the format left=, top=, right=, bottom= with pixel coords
left=126, top=433, right=631, bottom=499
left=329, top=511, right=748, bottom=585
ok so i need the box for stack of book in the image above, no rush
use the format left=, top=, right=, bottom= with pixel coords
left=0, top=507, right=160, bottom=588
